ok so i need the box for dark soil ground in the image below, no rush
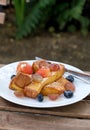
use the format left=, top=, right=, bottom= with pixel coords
left=0, top=7, right=90, bottom=71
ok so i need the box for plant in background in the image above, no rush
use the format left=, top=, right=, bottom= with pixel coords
left=13, top=0, right=90, bottom=39
left=56, top=0, right=90, bottom=35
left=15, top=0, right=56, bottom=39
left=13, top=0, right=26, bottom=28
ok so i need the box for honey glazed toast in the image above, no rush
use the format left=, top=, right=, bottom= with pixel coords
left=24, top=66, right=65, bottom=98
left=9, top=60, right=69, bottom=98
left=41, top=77, right=75, bottom=96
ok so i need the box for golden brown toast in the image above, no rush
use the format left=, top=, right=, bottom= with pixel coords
left=32, top=59, right=50, bottom=72
left=9, top=77, right=23, bottom=92
left=58, top=77, right=75, bottom=91
left=9, top=60, right=66, bottom=98
left=41, top=77, right=75, bottom=96
left=9, top=72, right=31, bottom=91
left=41, top=80, right=65, bottom=96
left=24, top=64, right=65, bottom=98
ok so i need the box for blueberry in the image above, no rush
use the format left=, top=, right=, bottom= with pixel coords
left=64, top=90, right=73, bottom=98
left=11, top=74, right=16, bottom=79
left=66, top=75, right=74, bottom=82
left=37, top=94, right=44, bottom=102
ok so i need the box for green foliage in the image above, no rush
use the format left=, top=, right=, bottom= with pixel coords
left=13, top=0, right=90, bottom=39
left=15, top=0, right=55, bottom=39
left=56, top=0, right=89, bottom=34
left=13, top=0, right=26, bottom=28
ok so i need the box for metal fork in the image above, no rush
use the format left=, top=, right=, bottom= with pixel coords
left=35, top=57, right=90, bottom=84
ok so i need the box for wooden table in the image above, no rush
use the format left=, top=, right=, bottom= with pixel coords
left=0, top=64, right=90, bottom=130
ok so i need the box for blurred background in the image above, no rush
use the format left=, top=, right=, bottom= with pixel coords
left=0, top=0, right=90, bottom=70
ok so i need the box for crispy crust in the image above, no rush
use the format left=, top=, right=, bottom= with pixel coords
left=9, top=61, right=67, bottom=98
left=41, top=77, right=75, bottom=96
left=24, top=64, right=65, bottom=98
left=41, top=81, right=65, bottom=96
left=9, top=72, right=31, bottom=91
left=32, top=59, right=50, bottom=72
left=58, top=77, right=75, bottom=91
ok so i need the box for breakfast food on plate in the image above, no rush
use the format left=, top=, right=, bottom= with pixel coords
left=58, top=77, right=75, bottom=91
left=9, top=59, right=75, bottom=101
left=41, top=77, right=75, bottom=96
left=9, top=72, right=31, bottom=91
left=41, top=81, right=65, bottom=96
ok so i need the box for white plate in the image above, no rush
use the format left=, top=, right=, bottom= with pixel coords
left=0, top=60, right=90, bottom=108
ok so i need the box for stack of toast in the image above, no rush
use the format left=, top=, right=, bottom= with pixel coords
left=9, top=60, right=75, bottom=98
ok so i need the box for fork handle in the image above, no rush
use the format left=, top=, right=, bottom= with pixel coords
left=65, top=68, right=90, bottom=77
